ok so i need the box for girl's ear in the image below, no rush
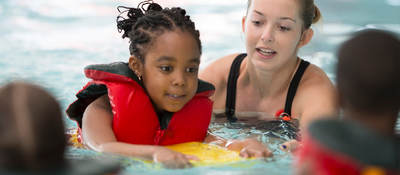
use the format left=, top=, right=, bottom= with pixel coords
left=298, top=28, right=314, bottom=48
left=128, top=56, right=143, bottom=78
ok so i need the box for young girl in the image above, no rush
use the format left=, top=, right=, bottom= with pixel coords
left=200, top=0, right=338, bottom=148
left=67, top=1, right=270, bottom=169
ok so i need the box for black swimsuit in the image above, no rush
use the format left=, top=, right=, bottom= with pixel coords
left=225, top=53, right=310, bottom=122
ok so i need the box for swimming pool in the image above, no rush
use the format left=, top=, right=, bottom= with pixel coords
left=1, top=0, right=399, bottom=174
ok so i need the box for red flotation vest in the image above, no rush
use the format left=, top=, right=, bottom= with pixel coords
left=66, top=62, right=215, bottom=145
left=295, top=119, right=400, bottom=175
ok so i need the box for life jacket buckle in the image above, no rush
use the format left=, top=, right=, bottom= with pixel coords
left=275, top=109, right=292, bottom=121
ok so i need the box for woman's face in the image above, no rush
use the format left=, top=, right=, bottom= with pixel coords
left=132, top=30, right=200, bottom=112
left=243, top=0, right=311, bottom=71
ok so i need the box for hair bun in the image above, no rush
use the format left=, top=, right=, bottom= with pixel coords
left=116, top=6, right=144, bottom=38
left=180, top=8, right=186, bottom=16
left=147, top=3, right=162, bottom=12
left=171, top=7, right=186, bottom=16
left=312, top=4, right=321, bottom=24
left=127, top=8, right=144, bottom=19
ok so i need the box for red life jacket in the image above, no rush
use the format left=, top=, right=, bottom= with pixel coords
left=295, top=119, right=400, bottom=175
left=66, top=62, right=215, bottom=145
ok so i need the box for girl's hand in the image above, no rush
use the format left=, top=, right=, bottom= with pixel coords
left=153, top=147, right=198, bottom=169
left=226, top=138, right=272, bottom=158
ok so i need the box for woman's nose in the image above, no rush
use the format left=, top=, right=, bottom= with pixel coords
left=260, top=26, right=274, bottom=43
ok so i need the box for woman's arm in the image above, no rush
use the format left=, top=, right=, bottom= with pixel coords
left=298, top=83, right=338, bottom=131
left=294, top=65, right=339, bottom=132
left=204, top=132, right=272, bottom=158
left=280, top=65, right=339, bottom=153
left=81, top=95, right=196, bottom=168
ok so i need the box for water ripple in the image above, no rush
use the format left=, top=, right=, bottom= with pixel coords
left=386, top=0, right=400, bottom=6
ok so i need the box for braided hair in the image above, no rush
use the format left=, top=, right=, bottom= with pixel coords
left=116, top=0, right=201, bottom=62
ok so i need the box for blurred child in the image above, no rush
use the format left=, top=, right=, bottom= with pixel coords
left=0, top=81, right=120, bottom=174
left=295, top=29, right=400, bottom=174
left=66, top=0, right=270, bottom=169
left=0, top=82, right=66, bottom=173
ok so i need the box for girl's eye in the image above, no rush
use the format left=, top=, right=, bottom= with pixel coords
left=186, top=67, right=198, bottom=73
left=160, top=66, right=172, bottom=72
left=279, top=26, right=291, bottom=31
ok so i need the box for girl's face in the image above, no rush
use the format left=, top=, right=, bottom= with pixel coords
left=243, top=0, right=312, bottom=71
left=132, top=30, right=200, bottom=112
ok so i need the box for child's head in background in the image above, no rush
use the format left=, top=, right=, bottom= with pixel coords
left=117, top=1, right=202, bottom=113
left=0, top=81, right=66, bottom=171
left=336, top=29, right=400, bottom=133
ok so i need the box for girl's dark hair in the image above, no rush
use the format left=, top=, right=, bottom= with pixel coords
left=116, top=0, right=201, bottom=62
left=246, top=0, right=321, bottom=30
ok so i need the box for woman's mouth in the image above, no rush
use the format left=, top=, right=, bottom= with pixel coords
left=256, top=48, right=277, bottom=59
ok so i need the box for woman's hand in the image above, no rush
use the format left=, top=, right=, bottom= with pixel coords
left=153, top=147, right=198, bottom=169
left=226, top=138, right=272, bottom=158
left=280, top=139, right=301, bottom=152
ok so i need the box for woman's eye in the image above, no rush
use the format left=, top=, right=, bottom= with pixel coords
left=279, top=26, right=291, bottom=31
left=251, top=20, right=262, bottom=26
left=160, top=66, right=172, bottom=72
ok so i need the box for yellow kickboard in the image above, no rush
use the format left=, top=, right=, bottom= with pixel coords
left=166, top=142, right=244, bottom=166
left=67, top=129, right=244, bottom=166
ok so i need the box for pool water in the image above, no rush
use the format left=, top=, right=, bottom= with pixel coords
left=1, top=0, right=399, bottom=174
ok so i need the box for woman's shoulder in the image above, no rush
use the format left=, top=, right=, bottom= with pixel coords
left=300, top=63, right=334, bottom=91
left=199, top=53, right=243, bottom=86
left=294, top=62, right=339, bottom=121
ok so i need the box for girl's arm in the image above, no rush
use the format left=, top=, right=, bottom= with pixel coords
left=81, top=95, right=196, bottom=168
left=204, top=132, right=272, bottom=158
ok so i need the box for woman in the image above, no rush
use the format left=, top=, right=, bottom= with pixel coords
left=200, top=0, right=338, bottom=136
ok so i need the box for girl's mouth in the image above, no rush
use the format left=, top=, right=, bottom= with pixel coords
left=166, top=93, right=186, bottom=100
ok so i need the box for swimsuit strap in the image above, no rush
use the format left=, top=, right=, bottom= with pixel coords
left=225, top=53, right=246, bottom=122
left=225, top=54, right=309, bottom=122
left=283, top=59, right=310, bottom=116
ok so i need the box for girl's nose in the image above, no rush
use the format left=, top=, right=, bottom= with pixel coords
left=172, top=72, right=185, bottom=86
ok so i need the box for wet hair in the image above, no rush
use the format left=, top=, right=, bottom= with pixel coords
left=336, top=29, right=400, bottom=114
left=0, top=82, right=66, bottom=171
left=246, top=0, right=321, bottom=29
left=116, top=0, right=201, bottom=62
